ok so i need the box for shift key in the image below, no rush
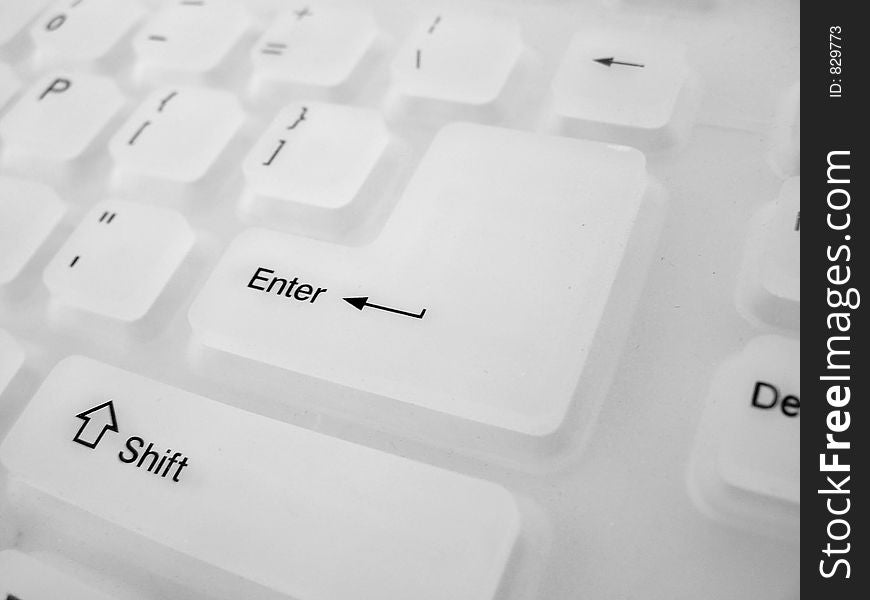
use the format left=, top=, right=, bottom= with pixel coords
left=0, top=356, right=520, bottom=600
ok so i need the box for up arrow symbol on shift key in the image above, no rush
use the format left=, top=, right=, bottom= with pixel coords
left=73, top=400, right=119, bottom=449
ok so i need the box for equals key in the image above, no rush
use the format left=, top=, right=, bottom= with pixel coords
left=261, top=42, right=287, bottom=56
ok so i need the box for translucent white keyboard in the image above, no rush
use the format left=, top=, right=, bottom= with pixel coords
left=0, top=1, right=799, bottom=599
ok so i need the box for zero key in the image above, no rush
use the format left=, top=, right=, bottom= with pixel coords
left=190, top=123, right=655, bottom=436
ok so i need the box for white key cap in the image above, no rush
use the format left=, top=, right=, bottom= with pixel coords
left=0, top=62, right=21, bottom=111
left=0, top=176, right=65, bottom=284
left=0, top=551, right=115, bottom=600
left=551, top=31, right=690, bottom=143
left=251, top=4, right=377, bottom=88
left=0, top=0, right=50, bottom=45
left=390, top=14, right=522, bottom=105
left=760, top=178, right=800, bottom=304
left=0, top=329, right=24, bottom=395
left=243, top=102, right=388, bottom=210
left=738, top=177, right=800, bottom=329
left=1, top=356, right=520, bottom=600
left=191, top=123, right=650, bottom=436
left=0, top=72, right=123, bottom=160
left=109, top=86, right=244, bottom=182
left=43, top=201, right=194, bottom=321
left=689, top=336, right=799, bottom=536
left=30, top=0, right=145, bottom=64
left=133, top=0, right=250, bottom=74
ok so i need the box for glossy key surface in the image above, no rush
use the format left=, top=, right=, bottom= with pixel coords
left=29, top=0, right=145, bottom=64
left=43, top=201, right=193, bottom=320
left=243, top=102, right=389, bottom=210
left=251, top=5, right=377, bottom=88
left=689, top=335, right=800, bottom=537
left=0, top=71, right=123, bottom=160
left=108, top=86, right=244, bottom=182
left=0, top=356, right=520, bottom=600
left=192, top=123, right=650, bottom=435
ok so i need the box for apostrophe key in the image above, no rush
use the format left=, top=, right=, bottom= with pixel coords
left=43, top=201, right=193, bottom=321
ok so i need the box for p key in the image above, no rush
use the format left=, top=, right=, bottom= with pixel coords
left=0, top=72, right=123, bottom=160
left=0, top=356, right=520, bottom=600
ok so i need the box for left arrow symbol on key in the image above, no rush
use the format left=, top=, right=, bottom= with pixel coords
left=73, top=400, right=119, bottom=449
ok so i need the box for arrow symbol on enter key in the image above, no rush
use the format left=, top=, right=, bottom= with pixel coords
left=73, top=400, right=119, bottom=449
left=342, top=296, right=427, bottom=320
left=593, top=57, right=645, bottom=68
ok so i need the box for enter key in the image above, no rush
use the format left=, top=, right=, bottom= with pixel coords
left=189, top=122, right=654, bottom=436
